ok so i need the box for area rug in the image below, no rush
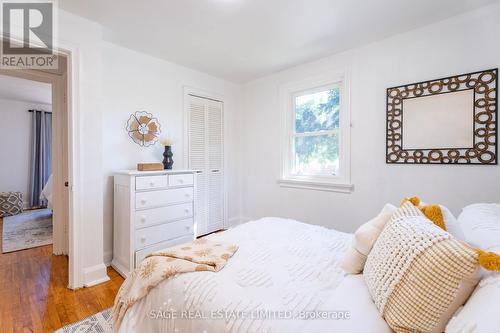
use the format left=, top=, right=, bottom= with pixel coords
left=2, top=208, right=53, bottom=253
left=54, top=309, right=112, bottom=333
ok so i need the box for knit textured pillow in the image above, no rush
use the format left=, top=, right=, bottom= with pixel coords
left=364, top=202, right=480, bottom=333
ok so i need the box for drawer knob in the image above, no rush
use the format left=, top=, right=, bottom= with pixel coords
left=149, top=181, right=155, bottom=187
left=141, top=199, right=146, bottom=205
left=185, top=226, right=190, bottom=231
left=184, top=209, right=190, bottom=214
left=185, top=193, right=190, bottom=198
left=140, top=216, right=146, bottom=223
left=140, top=236, right=146, bottom=243
left=178, top=179, right=184, bottom=184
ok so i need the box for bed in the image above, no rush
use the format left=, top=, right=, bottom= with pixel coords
left=40, top=174, right=53, bottom=209
left=117, top=217, right=392, bottom=333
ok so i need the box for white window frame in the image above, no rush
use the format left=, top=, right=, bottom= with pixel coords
left=278, top=68, right=353, bottom=193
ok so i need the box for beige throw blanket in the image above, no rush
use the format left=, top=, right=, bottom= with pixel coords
left=112, top=238, right=238, bottom=330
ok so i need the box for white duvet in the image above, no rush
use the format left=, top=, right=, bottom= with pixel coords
left=118, top=217, right=392, bottom=333
left=40, top=174, right=53, bottom=209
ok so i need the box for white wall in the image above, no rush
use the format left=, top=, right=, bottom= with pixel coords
left=57, top=10, right=106, bottom=287
left=0, top=98, right=52, bottom=207
left=101, top=42, right=242, bottom=264
left=48, top=9, right=243, bottom=287
left=240, top=4, right=500, bottom=233
left=4, top=8, right=106, bottom=287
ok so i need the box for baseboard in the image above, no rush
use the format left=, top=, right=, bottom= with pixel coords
left=103, top=250, right=113, bottom=267
left=111, top=260, right=129, bottom=279
left=83, top=263, right=110, bottom=287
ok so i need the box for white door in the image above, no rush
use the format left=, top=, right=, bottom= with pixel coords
left=187, top=95, right=224, bottom=236
left=52, top=70, right=69, bottom=255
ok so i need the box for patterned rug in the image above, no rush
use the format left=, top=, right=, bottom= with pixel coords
left=2, top=208, right=53, bottom=253
left=54, top=309, right=112, bottom=333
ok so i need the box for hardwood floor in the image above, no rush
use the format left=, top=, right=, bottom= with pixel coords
left=0, top=218, right=124, bottom=333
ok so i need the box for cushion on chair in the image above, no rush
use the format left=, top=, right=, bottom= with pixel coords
left=0, top=192, right=23, bottom=218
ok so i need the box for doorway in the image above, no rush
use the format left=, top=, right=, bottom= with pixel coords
left=0, top=56, right=70, bottom=269
left=0, top=76, right=54, bottom=252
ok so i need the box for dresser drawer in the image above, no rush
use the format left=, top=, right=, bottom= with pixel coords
left=135, top=188, right=193, bottom=210
left=135, top=218, right=194, bottom=250
left=169, top=174, right=194, bottom=187
left=136, top=175, right=169, bottom=191
left=135, top=203, right=193, bottom=229
left=134, top=234, right=194, bottom=267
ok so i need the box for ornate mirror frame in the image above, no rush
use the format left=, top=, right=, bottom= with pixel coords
left=386, top=69, right=497, bottom=164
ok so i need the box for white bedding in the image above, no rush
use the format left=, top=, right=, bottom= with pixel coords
left=118, top=217, right=391, bottom=333
left=40, top=174, right=53, bottom=209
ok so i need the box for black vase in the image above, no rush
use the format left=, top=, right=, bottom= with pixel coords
left=162, top=146, right=174, bottom=170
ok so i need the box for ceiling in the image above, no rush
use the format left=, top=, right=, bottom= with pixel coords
left=0, top=75, right=51, bottom=105
left=60, top=0, right=499, bottom=83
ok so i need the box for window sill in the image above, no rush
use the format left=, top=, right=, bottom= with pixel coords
left=277, top=178, right=354, bottom=193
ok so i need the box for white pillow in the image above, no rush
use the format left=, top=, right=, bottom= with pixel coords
left=445, top=203, right=500, bottom=333
left=340, top=204, right=397, bottom=274
left=458, top=203, right=500, bottom=251
left=340, top=245, right=366, bottom=274
left=440, top=205, right=465, bottom=241
left=446, top=273, right=500, bottom=333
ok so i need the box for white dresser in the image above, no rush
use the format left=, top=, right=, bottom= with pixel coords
left=112, top=170, right=198, bottom=278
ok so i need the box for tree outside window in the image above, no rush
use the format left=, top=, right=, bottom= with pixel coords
left=292, top=85, right=340, bottom=176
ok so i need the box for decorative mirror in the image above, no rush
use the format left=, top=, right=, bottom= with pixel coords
left=386, top=69, right=497, bottom=164
left=126, top=111, right=161, bottom=147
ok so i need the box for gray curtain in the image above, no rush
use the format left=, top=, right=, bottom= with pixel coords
left=29, top=110, right=52, bottom=207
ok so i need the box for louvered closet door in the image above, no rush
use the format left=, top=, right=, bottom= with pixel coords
left=207, top=99, right=224, bottom=232
left=188, top=95, right=224, bottom=236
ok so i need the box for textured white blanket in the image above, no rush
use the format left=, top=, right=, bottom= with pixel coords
left=118, top=217, right=353, bottom=333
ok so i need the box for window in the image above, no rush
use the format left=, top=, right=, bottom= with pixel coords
left=293, top=85, right=340, bottom=176
left=279, top=70, right=352, bottom=192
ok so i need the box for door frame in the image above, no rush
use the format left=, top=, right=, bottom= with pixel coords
left=1, top=35, right=83, bottom=289
left=183, top=86, right=228, bottom=233
left=0, top=64, right=69, bottom=257
left=56, top=43, right=82, bottom=289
